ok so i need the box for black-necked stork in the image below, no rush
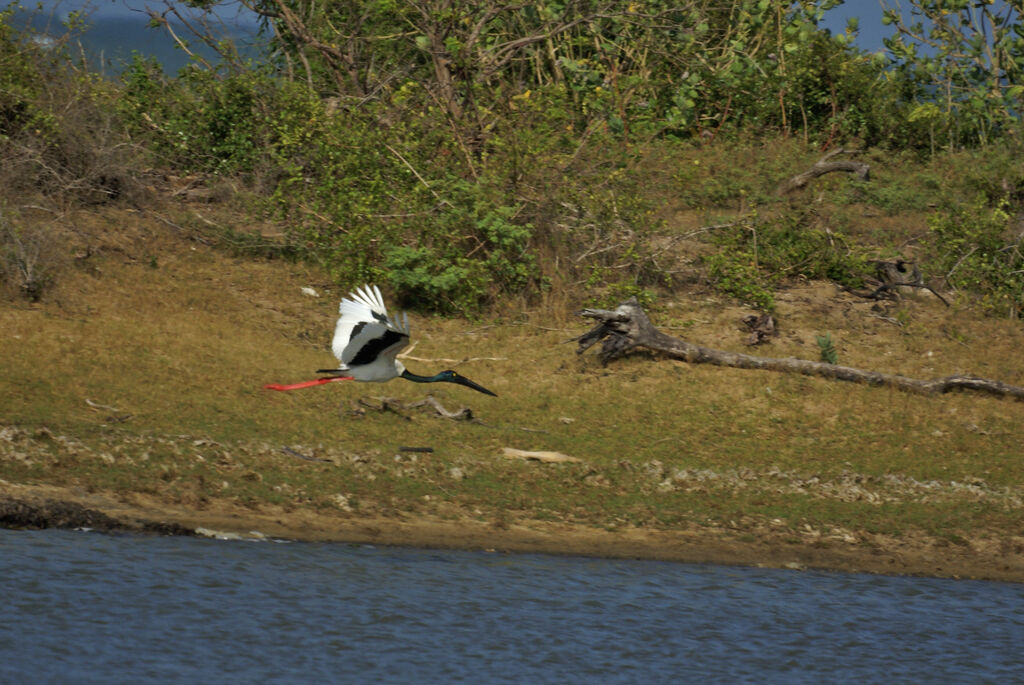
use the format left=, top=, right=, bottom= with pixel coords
left=265, top=284, right=497, bottom=396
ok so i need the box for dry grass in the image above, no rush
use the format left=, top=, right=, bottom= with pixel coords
left=1, top=199, right=1023, bottom=547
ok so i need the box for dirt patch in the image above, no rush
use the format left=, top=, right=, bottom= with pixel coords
left=3, top=481, right=1022, bottom=583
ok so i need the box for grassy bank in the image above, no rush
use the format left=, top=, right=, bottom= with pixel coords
left=2, top=191, right=1023, bottom=580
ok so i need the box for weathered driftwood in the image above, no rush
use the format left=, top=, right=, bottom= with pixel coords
left=777, top=148, right=869, bottom=194
left=843, top=259, right=950, bottom=307
left=575, top=298, right=1024, bottom=400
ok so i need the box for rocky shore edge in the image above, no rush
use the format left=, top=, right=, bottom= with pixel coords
left=3, top=483, right=1023, bottom=583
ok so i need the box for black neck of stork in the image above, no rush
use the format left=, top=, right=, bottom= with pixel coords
left=401, top=370, right=449, bottom=384
left=400, top=369, right=497, bottom=396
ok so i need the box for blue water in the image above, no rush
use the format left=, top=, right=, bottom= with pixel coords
left=2, top=529, right=1023, bottom=683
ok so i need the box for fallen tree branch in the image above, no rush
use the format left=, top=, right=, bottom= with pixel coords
left=842, top=259, right=950, bottom=307
left=405, top=395, right=477, bottom=421
left=843, top=281, right=950, bottom=307
left=575, top=298, right=1024, bottom=400
left=777, top=148, right=869, bottom=195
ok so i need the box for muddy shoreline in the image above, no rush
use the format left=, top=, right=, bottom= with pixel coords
left=3, top=483, right=1022, bottom=583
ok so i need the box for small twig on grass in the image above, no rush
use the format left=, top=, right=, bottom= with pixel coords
left=85, top=398, right=133, bottom=423
left=399, top=354, right=507, bottom=364
left=406, top=395, right=476, bottom=421
left=358, top=397, right=413, bottom=420
left=679, top=219, right=748, bottom=240
left=85, top=398, right=120, bottom=412
left=869, top=313, right=904, bottom=327
left=398, top=341, right=506, bottom=365
left=281, top=446, right=332, bottom=463
left=143, top=210, right=212, bottom=245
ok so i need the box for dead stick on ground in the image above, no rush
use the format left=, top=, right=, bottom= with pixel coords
left=777, top=148, right=870, bottom=195
left=85, top=399, right=120, bottom=412
left=405, top=395, right=475, bottom=421
left=575, top=298, right=1024, bottom=400
left=281, top=446, right=332, bottom=463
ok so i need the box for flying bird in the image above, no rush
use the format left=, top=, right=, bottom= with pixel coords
left=264, top=284, right=497, bottom=396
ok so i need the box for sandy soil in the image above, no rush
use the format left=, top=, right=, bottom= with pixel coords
left=3, top=481, right=1023, bottom=583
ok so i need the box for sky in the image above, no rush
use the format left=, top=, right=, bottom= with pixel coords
left=820, top=2, right=890, bottom=52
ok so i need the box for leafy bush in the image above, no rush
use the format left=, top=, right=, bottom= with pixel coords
left=382, top=180, right=537, bottom=313
left=703, top=207, right=868, bottom=310
left=119, top=56, right=322, bottom=181
left=928, top=198, right=1023, bottom=318
left=0, top=7, right=57, bottom=140
left=705, top=251, right=776, bottom=311
left=755, top=211, right=868, bottom=287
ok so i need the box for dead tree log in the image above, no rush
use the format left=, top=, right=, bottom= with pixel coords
left=575, top=298, right=1024, bottom=400
left=777, top=148, right=870, bottom=195
left=842, top=259, right=950, bottom=307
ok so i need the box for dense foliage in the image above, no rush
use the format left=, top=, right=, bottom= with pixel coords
left=2, top=0, right=1023, bottom=315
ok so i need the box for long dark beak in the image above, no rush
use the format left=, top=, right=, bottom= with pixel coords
left=451, top=374, right=497, bottom=397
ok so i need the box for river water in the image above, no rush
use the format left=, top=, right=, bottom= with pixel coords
left=2, top=529, right=1022, bottom=683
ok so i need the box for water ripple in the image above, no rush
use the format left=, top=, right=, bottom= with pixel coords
left=1, top=529, right=1022, bottom=683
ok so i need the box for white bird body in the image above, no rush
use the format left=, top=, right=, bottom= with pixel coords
left=330, top=284, right=410, bottom=382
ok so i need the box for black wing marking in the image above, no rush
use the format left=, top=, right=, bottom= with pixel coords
left=349, top=328, right=409, bottom=367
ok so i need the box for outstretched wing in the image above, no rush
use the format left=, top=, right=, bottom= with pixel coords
left=331, top=285, right=410, bottom=369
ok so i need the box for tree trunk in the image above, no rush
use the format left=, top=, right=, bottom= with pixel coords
left=575, top=298, right=1024, bottom=400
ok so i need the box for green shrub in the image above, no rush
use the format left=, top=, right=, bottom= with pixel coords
left=816, top=333, right=838, bottom=364
left=753, top=211, right=868, bottom=287
left=382, top=181, right=537, bottom=313
left=927, top=197, right=1023, bottom=318
left=703, top=207, right=868, bottom=310
left=119, top=56, right=321, bottom=179
left=705, top=251, right=775, bottom=311
left=0, top=7, right=59, bottom=141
